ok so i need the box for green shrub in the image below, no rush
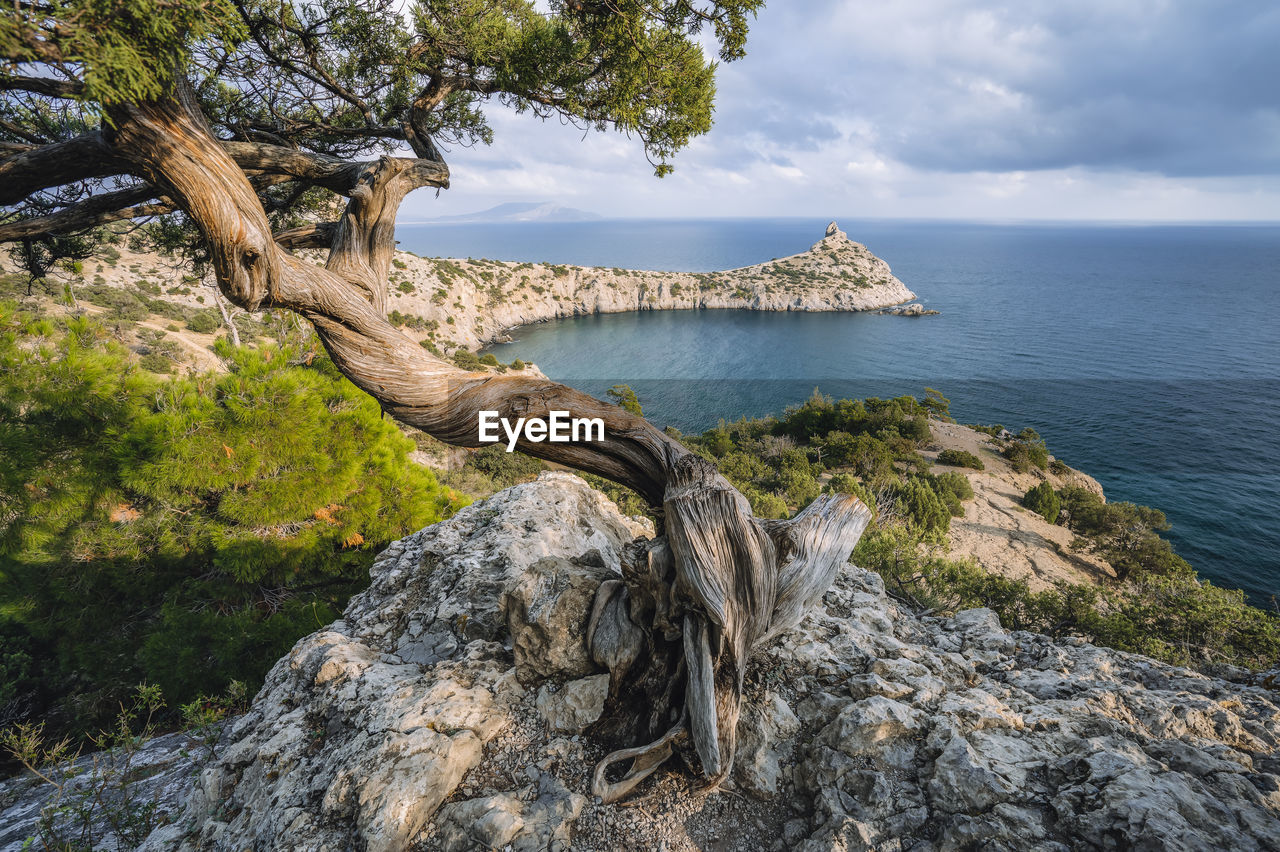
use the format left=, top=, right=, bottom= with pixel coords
left=0, top=308, right=466, bottom=739
left=1022, top=481, right=1061, bottom=523
left=824, top=473, right=876, bottom=517
left=579, top=473, right=650, bottom=518
left=1002, top=427, right=1049, bottom=472
left=716, top=450, right=769, bottom=486
left=389, top=310, right=429, bottom=330
left=465, top=445, right=543, bottom=487
left=606, top=384, right=643, bottom=416
left=922, top=387, right=952, bottom=420
left=452, top=350, right=483, bottom=369
left=895, top=477, right=952, bottom=537
left=746, top=489, right=788, bottom=519
left=853, top=524, right=1280, bottom=671
left=138, top=351, right=173, bottom=374
left=776, top=467, right=820, bottom=508
left=934, top=471, right=975, bottom=507
left=937, top=448, right=984, bottom=470
left=185, top=309, right=220, bottom=333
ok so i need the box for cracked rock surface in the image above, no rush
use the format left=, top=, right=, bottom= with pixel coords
left=96, top=472, right=1280, bottom=849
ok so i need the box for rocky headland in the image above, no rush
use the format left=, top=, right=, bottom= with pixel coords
left=1, top=221, right=914, bottom=357
left=381, top=220, right=916, bottom=352
left=8, top=474, right=1276, bottom=851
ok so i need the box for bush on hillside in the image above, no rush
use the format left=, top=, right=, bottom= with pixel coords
left=185, top=309, right=221, bottom=333
left=854, top=524, right=1280, bottom=671
left=894, top=477, right=953, bottom=537
left=1023, top=481, right=1061, bottom=523
left=0, top=307, right=466, bottom=738
left=1057, top=485, right=1189, bottom=582
left=467, top=445, right=544, bottom=487
left=1002, top=427, right=1049, bottom=472
left=606, top=384, right=643, bottom=416
left=583, top=386, right=1279, bottom=673
left=937, top=448, right=985, bottom=470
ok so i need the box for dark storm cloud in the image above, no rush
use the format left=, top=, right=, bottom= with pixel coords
left=708, top=0, right=1280, bottom=177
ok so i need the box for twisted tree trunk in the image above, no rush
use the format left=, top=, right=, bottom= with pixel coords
left=100, top=88, right=873, bottom=800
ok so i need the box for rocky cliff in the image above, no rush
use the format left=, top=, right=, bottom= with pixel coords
left=1, top=221, right=914, bottom=360
left=85, top=473, right=1276, bottom=851
left=385, top=222, right=915, bottom=352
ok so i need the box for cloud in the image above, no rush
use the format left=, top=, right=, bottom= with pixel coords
left=399, top=0, right=1280, bottom=221
left=714, top=0, right=1280, bottom=177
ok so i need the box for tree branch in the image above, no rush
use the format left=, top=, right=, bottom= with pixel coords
left=0, top=133, right=128, bottom=205
left=0, top=74, right=84, bottom=98
left=0, top=187, right=171, bottom=241
left=1, top=136, right=448, bottom=213
left=224, top=142, right=449, bottom=196
left=273, top=221, right=337, bottom=249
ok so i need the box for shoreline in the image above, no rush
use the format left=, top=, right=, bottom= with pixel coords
left=1, top=221, right=920, bottom=356
left=379, top=221, right=918, bottom=353
left=486, top=292, right=928, bottom=345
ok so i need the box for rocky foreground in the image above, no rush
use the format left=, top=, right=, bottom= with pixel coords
left=6, top=473, right=1278, bottom=851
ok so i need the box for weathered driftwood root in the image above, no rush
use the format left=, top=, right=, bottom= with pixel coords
left=591, top=715, right=688, bottom=804
left=588, top=457, right=872, bottom=801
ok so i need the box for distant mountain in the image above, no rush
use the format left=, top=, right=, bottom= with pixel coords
left=424, top=202, right=601, bottom=223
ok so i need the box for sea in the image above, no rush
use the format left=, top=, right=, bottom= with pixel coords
left=396, top=219, right=1280, bottom=606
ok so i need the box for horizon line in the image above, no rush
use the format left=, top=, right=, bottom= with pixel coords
left=398, top=214, right=1280, bottom=227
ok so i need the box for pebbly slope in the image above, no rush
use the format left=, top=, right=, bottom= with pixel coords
left=122, top=473, right=1279, bottom=852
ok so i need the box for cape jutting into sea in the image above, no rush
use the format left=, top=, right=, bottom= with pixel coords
left=397, top=218, right=1280, bottom=606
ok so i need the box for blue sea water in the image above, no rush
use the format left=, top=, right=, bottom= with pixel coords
left=397, top=219, right=1280, bottom=605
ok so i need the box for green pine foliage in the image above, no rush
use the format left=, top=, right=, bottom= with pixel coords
left=606, top=384, right=643, bottom=416
left=466, top=445, right=544, bottom=488
left=0, top=0, right=245, bottom=106
left=673, top=390, right=956, bottom=523
left=0, top=305, right=466, bottom=736
left=936, top=448, right=985, bottom=470
left=855, top=524, right=1280, bottom=671
left=1022, top=481, right=1061, bottom=523
left=1002, top=427, right=1050, bottom=472
left=895, top=477, right=954, bottom=536
left=1056, top=485, right=1190, bottom=583
left=658, top=386, right=1278, bottom=673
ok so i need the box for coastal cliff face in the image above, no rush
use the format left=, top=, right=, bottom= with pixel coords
left=384, top=223, right=915, bottom=351
left=4, top=222, right=915, bottom=358
left=108, top=474, right=1276, bottom=852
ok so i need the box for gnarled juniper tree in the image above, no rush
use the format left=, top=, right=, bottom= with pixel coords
left=1, top=0, right=871, bottom=799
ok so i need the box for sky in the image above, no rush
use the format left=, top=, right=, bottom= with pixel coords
left=400, top=0, right=1280, bottom=222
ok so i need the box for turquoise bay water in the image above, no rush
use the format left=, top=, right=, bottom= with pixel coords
left=397, top=220, right=1280, bottom=604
